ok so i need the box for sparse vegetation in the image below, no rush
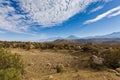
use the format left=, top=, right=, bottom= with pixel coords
left=56, top=64, right=65, bottom=73
left=0, top=41, right=120, bottom=80
left=0, top=48, right=24, bottom=80
left=103, top=49, right=120, bottom=69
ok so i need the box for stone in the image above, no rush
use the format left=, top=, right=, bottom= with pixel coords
left=116, top=73, right=120, bottom=77
left=73, top=56, right=79, bottom=59
left=28, top=62, right=34, bottom=66
left=116, top=68, right=120, bottom=73
left=108, top=69, right=117, bottom=73
left=48, top=75, right=54, bottom=79
left=46, top=63, right=52, bottom=66
left=91, top=55, right=104, bottom=65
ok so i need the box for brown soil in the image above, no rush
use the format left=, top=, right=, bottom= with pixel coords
left=9, top=49, right=120, bottom=80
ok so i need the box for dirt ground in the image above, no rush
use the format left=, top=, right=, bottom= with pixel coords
left=9, top=49, right=120, bottom=80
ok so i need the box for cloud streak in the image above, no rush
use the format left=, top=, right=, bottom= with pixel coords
left=89, top=6, right=104, bottom=13
left=108, top=10, right=120, bottom=18
left=84, top=6, right=120, bottom=24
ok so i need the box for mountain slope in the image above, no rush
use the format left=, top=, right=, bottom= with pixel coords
left=94, top=32, right=120, bottom=38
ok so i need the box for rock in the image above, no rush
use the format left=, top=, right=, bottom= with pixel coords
left=30, top=77, right=35, bottom=80
left=46, top=63, right=52, bottom=66
left=91, top=55, right=104, bottom=65
left=28, top=62, right=34, bottom=66
left=73, top=56, right=79, bottom=59
left=108, top=69, right=117, bottom=73
left=116, top=73, right=120, bottom=77
left=76, top=46, right=81, bottom=49
left=48, top=75, right=54, bottom=79
left=116, top=68, right=120, bottom=73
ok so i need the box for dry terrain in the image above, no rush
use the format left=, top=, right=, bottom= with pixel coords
left=6, top=48, right=120, bottom=80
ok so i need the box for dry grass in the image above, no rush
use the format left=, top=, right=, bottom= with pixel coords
left=7, top=49, right=120, bottom=80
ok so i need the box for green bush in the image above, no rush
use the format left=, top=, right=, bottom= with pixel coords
left=56, top=64, right=65, bottom=73
left=0, top=49, right=23, bottom=80
left=0, top=68, right=22, bottom=80
left=81, top=44, right=98, bottom=53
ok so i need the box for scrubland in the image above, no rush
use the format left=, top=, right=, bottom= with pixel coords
left=0, top=41, right=120, bottom=80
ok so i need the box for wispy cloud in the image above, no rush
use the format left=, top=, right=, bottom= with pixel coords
left=0, top=0, right=31, bottom=33
left=0, top=0, right=112, bottom=33
left=89, top=6, right=104, bottom=13
left=108, top=10, right=120, bottom=18
left=84, top=6, right=120, bottom=24
left=20, top=0, right=100, bottom=27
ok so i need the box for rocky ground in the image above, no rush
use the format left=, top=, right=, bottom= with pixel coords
left=9, top=49, right=120, bottom=80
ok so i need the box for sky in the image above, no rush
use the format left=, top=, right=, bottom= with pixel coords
left=0, top=0, right=120, bottom=41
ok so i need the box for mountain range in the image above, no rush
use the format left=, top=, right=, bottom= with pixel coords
left=90, top=32, right=120, bottom=38
left=38, top=32, right=120, bottom=42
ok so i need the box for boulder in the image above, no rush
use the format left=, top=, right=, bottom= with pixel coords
left=46, top=63, right=52, bottom=66
left=48, top=75, right=54, bottom=79
left=91, top=55, right=104, bottom=65
left=116, top=73, right=120, bottom=77
left=116, top=68, right=120, bottom=73
left=108, top=69, right=117, bottom=73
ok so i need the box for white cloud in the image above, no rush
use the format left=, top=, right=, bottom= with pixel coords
left=0, top=6, right=19, bottom=32
left=89, top=6, right=104, bottom=13
left=89, top=0, right=113, bottom=13
left=108, top=10, right=120, bottom=18
left=0, top=0, right=30, bottom=33
left=84, top=6, right=120, bottom=24
left=20, top=0, right=99, bottom=27
left=0, top=0, right=112, bottom=33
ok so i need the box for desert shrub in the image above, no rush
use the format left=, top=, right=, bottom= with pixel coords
left=0, top=49, right=24, bottom=80
left=0, top=68, right=22, bottom=80
left=103, top=49, right=120, bottom=69
left=81, top=44, right=99, bottom=53
left=24, top=43, right=31, bottom=50
left=2, top=42, right=10, bottom=48
left=89, top=62, right=105, bottom=70
left=56, top=64, right=65, bottom=73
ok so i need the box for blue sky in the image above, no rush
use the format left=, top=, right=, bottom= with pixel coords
left=0, top=0, right=120, bottom=41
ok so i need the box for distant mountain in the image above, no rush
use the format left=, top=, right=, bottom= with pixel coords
left=38, top=32, right=120, bottom=42
left=102, top=32, right=120, bottom=38
left=66, top=35, right=79, bottom=40
left=54, top=39, right=77, bottom=44
left=73, top=32, right=120, bottom=43
left=38, top=37, right=62, bottom=42
left=74, top=38, right=120, bottom=44
left=38, top=35, right=79, bottom=42
left=93, top=32, right=120, bottom=38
